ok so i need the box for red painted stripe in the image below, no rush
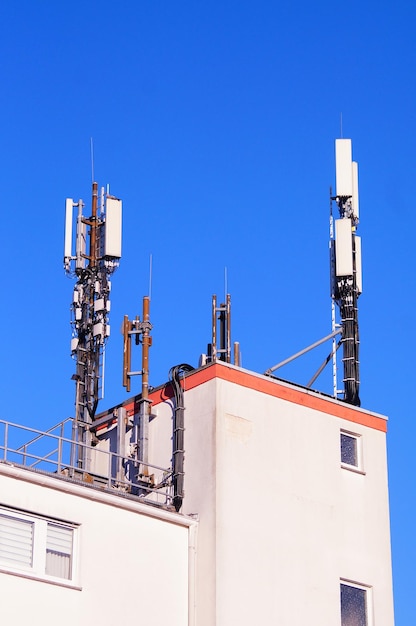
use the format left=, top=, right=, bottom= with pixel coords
left=97, top=362, right=387, bottom=433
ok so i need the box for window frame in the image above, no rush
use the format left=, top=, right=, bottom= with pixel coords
left=340, top=429, right=364, bottom=473
left=340, top=579, right=373, bottom=626
left=0, top=506, right=79, bottom=587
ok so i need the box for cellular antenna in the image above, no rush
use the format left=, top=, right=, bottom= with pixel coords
left=63, top=182, right=122, bottom=470
left=206, top=294, right=241, bottom=366
left=264, top=141, right=361, bottom=399
left=330, top=138, right=362, bottom=405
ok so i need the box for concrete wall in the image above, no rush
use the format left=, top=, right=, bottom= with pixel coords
left=0, top=467, right=193, bottom=626
left=91, top=362, right=395, bottom=625
left=135, top=364, right=393, bottom=625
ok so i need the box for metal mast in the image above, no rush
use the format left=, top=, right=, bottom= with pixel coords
left=330, top=139, right=362, bottom=406
left=207, top=294, right=241, bottom=366
left=64, top=183, right=122, bottom=469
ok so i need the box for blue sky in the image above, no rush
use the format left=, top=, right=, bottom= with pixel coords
left=0, top=1, right=414, bottom=621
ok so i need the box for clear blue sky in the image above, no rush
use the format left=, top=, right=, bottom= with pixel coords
left=0, top=1, right=414, bottom=621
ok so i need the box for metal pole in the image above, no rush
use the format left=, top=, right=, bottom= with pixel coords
left=264, top=329, right=342, bottom=376
left=139, top=296, right=151, bottom=476
left=211, top=295, right=217, bottom=360
left=89, top=182, right=98, bottom=268
left=226, top=294, right=231, bottom=363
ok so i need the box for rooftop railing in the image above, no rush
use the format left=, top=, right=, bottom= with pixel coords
left=0, top=418, right=174, bottom=508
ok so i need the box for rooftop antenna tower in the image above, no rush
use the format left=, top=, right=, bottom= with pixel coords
left=122, top=296, right=153, bottom=484
left=330, top=138, right=362, bottom=405
left=64, top=182, right=122, bottom=469
left=207, top=294, right=241, bottom=366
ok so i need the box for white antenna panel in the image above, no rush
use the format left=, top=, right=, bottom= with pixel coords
left=76, top=215, right=86, bottom=270
left=93, top=322, right=103, bottom=337
left=352, top=161, right=359, bottom=218
left=355, top=235, right=363, bottom=294
left=64, top=199, right=73, bottom=259
left=335, top=139, right=353, bottom=197
left=335, top=218, right=353, bottom=276
left=94, top=298, right=105, bottom=313
left=104, top=198, right=122, bottom=258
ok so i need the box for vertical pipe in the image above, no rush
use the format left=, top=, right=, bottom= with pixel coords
left=116, top=408, right=126, bottom=484
left=211, top=295, right=217, bottom=361
left=142, top=297, right=150, bottom=401
left=70, top=419, right=77, bottom=477
left=139, top=296, right=151, bottom=476
left=4, top=422, right=8, bottom=461
left=122, top=315, right=131, bottom=391
left=233, top=341, right=240, bottom=367
left=219, top=304, right=225, bottom=361
left=89, top=182, right=98, bottom=268
left=226, top=294, right=231, bottom=363
left=329, top=193, right=338, bottom=399
left=188, top=522, right=198, bottom=626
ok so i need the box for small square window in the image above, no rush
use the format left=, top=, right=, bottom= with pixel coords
left=340, top=582, right=370, bottom=626
left=340, top=430, right=363, bottom=471
left=341, top=432, right=358, bottom=466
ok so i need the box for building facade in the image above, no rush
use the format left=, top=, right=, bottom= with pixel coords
left=0, top=361, right=394, bottom=625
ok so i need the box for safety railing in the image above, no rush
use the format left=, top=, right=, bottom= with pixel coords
left=0, top=418, right=174, bottom=507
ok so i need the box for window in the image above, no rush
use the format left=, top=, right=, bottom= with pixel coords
left=340, top=430, right=362, bottom=470
left=340, top=581, right=370, bottom=626
left=46, top=523, right=73, bottom=579
left=0, top=508, right=76, bottom=584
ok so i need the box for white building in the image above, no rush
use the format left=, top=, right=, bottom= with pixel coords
left=0, top=360, right=394, bottom=625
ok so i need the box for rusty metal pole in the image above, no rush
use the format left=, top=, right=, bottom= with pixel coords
left=142, top=297, right=150, bottom=401
left=233, top=341, right=240, bottom=367
left=139, top=296, right=151, bottom=477
left=122, top=315, right=131, bottom=392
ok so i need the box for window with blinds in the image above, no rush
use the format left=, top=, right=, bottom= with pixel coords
left=46, top=523, right=73, bottom=579
left=0, top=515, right=33, bottom=569
left=0, top=509, right=76, bottom=584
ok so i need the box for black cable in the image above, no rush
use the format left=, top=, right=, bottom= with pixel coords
left=169, top=364, right=194, bottom=512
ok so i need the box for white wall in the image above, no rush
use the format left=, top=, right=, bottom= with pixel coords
left=92, top=362, right=395, bottom=626
left=0, top=467, right=192, bottom=626
left=163, top=367, right=394, bottom=625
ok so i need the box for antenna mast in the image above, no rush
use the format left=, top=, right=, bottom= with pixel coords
left=330, top=139, right=362, bottom=406
left=207, top=294, right=241, bottom=366
left=64, top=183, right=122, bottom=469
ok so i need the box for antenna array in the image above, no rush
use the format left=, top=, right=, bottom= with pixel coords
left=64, top=182, right=122, bottom=469
left=207, top=294, right=241, bottom=366
left=330, top=139, right=362, bottom=406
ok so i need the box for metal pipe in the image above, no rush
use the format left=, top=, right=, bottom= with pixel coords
left=306, top=339, right=342, bottom=388
left=116, top=408, right=126, bottom=484
left=226, top=294, right=231, bottom=363
left=233, top=341, right=240, bottom=367
left=265, top=328, right=342, bottom=376
left=89, top=181, right=98, bottom=268
left=142, top=297, right=150, bottom=401
left=122, top=315, right=131, bottom=391
left=139, top=296, right=151, bottom=476
left=211, top=295, right=217, bottom=360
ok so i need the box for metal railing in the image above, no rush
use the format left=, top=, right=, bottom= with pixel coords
left=0, top=418, right=174, bottom=507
